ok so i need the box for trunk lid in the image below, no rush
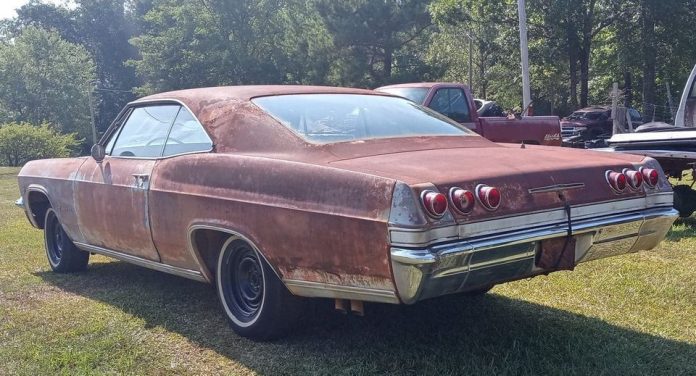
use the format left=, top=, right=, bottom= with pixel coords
left=327, top=139, right=648, bottom=221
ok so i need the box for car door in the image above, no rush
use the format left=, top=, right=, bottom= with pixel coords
left=427, top=87, right=475, bottom=129
left=74, top=104, right=181, bottom=261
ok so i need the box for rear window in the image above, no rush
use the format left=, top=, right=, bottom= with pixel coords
left=252, top=94, right=475, bottom=144
left=375, top=87, right=429, bottom=104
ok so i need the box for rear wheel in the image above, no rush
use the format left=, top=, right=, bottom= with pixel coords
left=216, top=237, right=302, bottom=340
left=44, top=208, right=89, bottom=273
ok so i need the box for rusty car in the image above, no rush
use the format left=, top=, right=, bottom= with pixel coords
left=16, top=86, right=678, bottom=340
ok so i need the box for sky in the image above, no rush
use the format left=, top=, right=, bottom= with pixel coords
left=0, top=0, right=70, bottom=20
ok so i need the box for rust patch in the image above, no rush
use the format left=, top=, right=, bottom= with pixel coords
left=537, top=237, right=576, bottom=271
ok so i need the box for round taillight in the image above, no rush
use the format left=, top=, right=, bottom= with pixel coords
left=421, top=190, right=448, bottom=218
left=641, top=167, right=659, bottom=187
left=449, top=187, right=475, bottom=214
left=606, top=170, right=627, bottom=192
left=623, top=169, right=643, bottom=189
left=476, top=184, right=501, bottom=210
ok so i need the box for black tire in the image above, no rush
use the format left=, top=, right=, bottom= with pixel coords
left=216, top=237, right=303, bottom=340
left=44, top=208, right=89, bottom=273
left=673, top=185, right=696, bottom=218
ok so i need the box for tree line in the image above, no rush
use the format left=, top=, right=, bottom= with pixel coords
left=0, top=0, right=695, bottom=162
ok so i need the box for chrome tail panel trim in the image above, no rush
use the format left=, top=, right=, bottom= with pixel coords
left=389, top=193, right=674, bottom=248
left=75, top=242, right=207, bottom=283
left=283, top=279, right=400, bottom=304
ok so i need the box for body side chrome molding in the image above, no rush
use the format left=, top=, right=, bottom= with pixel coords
left=283, top=279, right=400, bottom=304
left=75, top=242, right=207, bottom=283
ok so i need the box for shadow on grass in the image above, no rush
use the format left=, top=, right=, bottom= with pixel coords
left=37, top=261, right=695, bottom=375
left=668, top=216, right=696, bottom=241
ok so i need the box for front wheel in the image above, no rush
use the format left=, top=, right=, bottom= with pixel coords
left=44, top=208, right=89, bottom=273
left=216, top=237, right=302, bottom=340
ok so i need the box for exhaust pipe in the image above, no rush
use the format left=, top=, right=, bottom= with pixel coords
left=334, top=299, right=348, bottom=314
left=350, top=300, right=364, bottom=316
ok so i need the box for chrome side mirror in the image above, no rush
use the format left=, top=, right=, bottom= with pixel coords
left=91, top=144, right=105, bottom=163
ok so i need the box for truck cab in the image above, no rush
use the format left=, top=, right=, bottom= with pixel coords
left=376, top=82, right=561, bottom=146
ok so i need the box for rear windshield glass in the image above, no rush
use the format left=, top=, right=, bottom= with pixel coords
left=376, top=87, right=429, bottom=103
left=252, top=94, right=474, bottom=144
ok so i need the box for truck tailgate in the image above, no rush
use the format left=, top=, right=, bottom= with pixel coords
left=478, top=116, right=561, bottom=146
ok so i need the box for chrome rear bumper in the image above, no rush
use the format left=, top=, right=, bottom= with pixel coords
left=390, top=206, right=678, bottom=304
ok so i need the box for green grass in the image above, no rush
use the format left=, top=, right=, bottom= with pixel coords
left=1, top=166, right=695, bottom=375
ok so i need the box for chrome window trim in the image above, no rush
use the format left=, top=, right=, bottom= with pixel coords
left=389, top=192, right=674, bottom=247
left=74, top=242, right=207, bottom=283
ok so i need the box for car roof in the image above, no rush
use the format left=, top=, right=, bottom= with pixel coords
left=126, top=85, right=401, bottom=157
left=135, top=85, right=385, bottom=104
left=376, top=82, right=466, bottom=90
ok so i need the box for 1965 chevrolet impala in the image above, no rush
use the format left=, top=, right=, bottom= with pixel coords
left=17, top=86, right=678, bottom=339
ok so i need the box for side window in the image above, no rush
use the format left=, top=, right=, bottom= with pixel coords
left=111, top=105, right=180, bottom=158
left=690, top=79, right=696, bottom=98
left=429, top=88, right=471, bottom=123
left=162, top=107, right=213, bottom=156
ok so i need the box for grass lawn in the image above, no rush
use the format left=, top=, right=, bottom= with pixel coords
left=0, top=166, right=695, bottom=375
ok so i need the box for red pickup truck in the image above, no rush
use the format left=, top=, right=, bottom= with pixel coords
left=376, top=83, right=561, bottom=146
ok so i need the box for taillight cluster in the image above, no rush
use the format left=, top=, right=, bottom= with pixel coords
left=420, top=184, right=501, bottom=218
left=605, top=167, right=659, bottom=193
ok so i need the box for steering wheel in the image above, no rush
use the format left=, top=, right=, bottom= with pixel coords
left=146, top=137, right=183, bottom=146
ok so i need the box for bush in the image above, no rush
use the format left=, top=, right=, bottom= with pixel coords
left=0, top=122, right=81, bottom=166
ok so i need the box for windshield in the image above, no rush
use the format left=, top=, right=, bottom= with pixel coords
left=252, top=94, right=476, bottom=144
left=375, top=87, right=429, bottom=103
left=567, top=111, right=605, bottom=120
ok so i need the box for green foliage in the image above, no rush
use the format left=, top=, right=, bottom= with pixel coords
left=10, top=0, right=139, bottom=134
left=129, top=0, right=334, bottom=94
left=0, top=27, right=97, bottom=145
left=2, top=0, right=696, bottom=125
left=316, top=0, right=434, bottom=87
left=0, top=122, right=80, bottom=166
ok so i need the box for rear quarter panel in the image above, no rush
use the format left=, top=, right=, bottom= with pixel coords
left=148, top=153, right=397, bottom=292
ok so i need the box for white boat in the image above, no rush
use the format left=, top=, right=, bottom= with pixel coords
left=605, top=64, right=696, bottom=217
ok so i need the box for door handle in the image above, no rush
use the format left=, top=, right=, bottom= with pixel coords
left=132, top=174, right=150, bottom=188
